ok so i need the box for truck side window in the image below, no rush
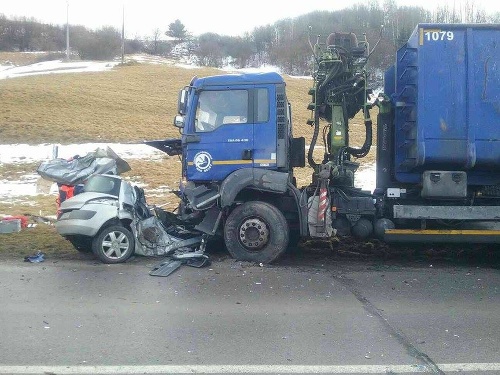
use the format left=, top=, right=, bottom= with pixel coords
left=256, top=88, right=269, bottom=122
left=195, top=90, right=248, bottom=132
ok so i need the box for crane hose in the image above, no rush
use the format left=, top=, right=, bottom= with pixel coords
left=345, top=109, right=372, bottom=158
left=307, top=107, right=321, bottom=168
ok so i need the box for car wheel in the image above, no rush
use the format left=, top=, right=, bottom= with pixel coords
left=224, top=201, right=289, bottom=263
left=92, top=225, right=135, bottom=264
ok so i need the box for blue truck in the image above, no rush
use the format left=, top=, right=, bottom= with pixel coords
left=57, top=23, right=500, bottom=264
left=146, top=23, right=500, bottom=263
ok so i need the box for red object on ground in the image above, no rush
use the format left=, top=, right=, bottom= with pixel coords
left=3, top=215, right=28, bottom=228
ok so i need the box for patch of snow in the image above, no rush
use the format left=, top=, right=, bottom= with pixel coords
left=169, top=42, right=193, bottom=58
left=287, top=75, right=313, bottom=80
left=174, top=63, right=203, bottom=70
left=221, top=64, right=314, bottom=81
left=0, top=53, right=308, bottom=82
left=222, top=64, right=282, bottom=74
left=0, top=174, right=40, bottom=197
left=0, top=64, right=15, bottom=72
left=354, top=163, right=376, bottom=193
left=0, top=60, right=119, bottom=80
left=127, top=54, right=176, bottom=65
left=0, top=143, right=166, bottom=199
left=0, top=143, right=164, bottom=164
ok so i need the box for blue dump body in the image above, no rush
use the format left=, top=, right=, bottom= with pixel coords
left=385, top=23, right=500, bottom=185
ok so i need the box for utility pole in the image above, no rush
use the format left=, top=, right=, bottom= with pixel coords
left=121, top=4, right=125, bottom=64
left=66, top=1, right=70, bottom=61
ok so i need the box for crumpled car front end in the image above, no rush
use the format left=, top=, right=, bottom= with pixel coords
left=55, top=174, right=205, bottom=264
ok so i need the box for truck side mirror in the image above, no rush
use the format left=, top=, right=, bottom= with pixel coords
left=174, top=115, right=185, bottom=128
left=178, top=88, right=188, bottom=115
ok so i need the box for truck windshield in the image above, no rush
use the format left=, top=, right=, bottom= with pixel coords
left=195, top=90, right=248, bottom=132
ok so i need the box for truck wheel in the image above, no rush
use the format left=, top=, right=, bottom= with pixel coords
left=92, top=225, right=135, bottom=264
left=224, top=201, right=289, bottom=263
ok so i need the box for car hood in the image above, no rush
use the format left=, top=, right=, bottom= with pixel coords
left=60, top=192, right=118, bottom=210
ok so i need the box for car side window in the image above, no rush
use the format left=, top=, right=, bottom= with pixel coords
left=195, top=90, right=248, bottom=132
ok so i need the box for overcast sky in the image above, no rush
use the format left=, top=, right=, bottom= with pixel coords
left=1, top=0, right=498, bottom=38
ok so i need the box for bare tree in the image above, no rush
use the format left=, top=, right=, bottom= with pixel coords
left=151, top=27, right=161, bottom=55
left=433, top=0, right=488, bottom=23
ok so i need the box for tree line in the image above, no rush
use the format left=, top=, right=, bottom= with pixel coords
left=189, top=0, right=498, bottom=74
left=1, top=1, right=498, bottom=73
left=0, top=14, right=126, bottom=60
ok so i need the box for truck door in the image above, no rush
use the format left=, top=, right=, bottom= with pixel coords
left=185, top=87, right=277, bottom=182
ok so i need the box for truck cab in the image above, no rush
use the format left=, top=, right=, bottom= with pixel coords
left=168, top=72, right=306, bottom=263
left=176, top=72, right=302, bottom=182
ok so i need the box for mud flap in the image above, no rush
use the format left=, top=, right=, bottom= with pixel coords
left=149, top=259, right=183, bottom=277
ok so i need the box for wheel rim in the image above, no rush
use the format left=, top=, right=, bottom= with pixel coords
left=238, top=217, right=269, bottom=251
left=101, top=230, right=130, bottom=259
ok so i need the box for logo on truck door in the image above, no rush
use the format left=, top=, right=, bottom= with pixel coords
left=193, top=151, right=213, bottom=172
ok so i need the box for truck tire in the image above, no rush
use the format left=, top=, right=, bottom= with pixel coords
left=224, top=201, right=289, bottom=263
left=92, top=225, right=135, bottom=264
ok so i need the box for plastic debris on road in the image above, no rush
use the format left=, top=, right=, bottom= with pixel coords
left=24, top=251, right=46, bottom=263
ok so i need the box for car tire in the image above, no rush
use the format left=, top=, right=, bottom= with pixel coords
left=224, top=201, right=289, bottom=264
left=92, top=224, right=135, bottom=264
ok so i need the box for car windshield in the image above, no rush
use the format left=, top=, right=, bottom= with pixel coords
left=83, top=175, right=121, bottom=197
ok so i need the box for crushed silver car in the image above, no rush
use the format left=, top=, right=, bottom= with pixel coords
left=55, top=174, right=207, bottom=264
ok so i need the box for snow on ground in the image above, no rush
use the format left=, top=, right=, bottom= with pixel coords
left=354, top=163, right=376, bottom=193
left=0, top=143, right=166, bottom=200
left=0, top=173, right=41, bottom=199
left=221, top=64, right=282, bottom=74
left=0, top=60, right=119, bottom=80
left=0, top=143, right=164, bottom=164
left=0, top=53, right=308, bottom=80
left=126, top=54, right=174, bottom=65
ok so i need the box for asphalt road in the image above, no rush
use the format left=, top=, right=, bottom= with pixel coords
left=1, top=244, right=500, bottom=374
